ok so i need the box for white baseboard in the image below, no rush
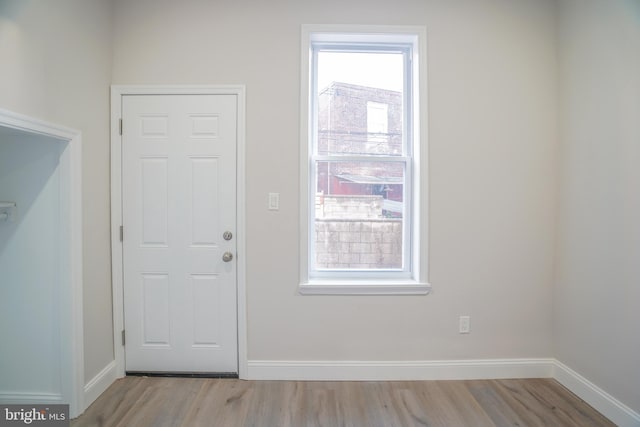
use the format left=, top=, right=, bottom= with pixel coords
left=83, top=361, right=117, bottom=412
left=0, top=391, right=63, bottom=404
left=247, top=358, right=555, bottom=381
left=553, top=361, right=640, bottom=427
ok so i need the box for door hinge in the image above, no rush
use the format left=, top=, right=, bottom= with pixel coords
left=120, top=225, right=124, bottom=242
left=119, top=118, right=123, bottom=135
left=121, top=330, right=126, bottom=346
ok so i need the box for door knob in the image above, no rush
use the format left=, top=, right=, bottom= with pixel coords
left=222, top=252, right=234, bottom=262
left=223, top=231, right=233, bottom=241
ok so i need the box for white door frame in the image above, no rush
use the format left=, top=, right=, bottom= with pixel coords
left=110, top=85, right=247, bottom=379
left=0, top=108, right=84, bottom=416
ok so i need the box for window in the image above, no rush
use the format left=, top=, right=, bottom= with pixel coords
left=300, top=25, right=429, bottom=295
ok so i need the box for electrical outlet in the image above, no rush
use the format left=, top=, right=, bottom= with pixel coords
left=459, top=316, right=470, bottom=334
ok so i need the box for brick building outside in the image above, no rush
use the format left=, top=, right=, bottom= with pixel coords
left=314, top=82, right=405, bottom=270
left=316, top=82, right=404, bottom=208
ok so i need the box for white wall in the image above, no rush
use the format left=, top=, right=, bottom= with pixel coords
left=113, top=0, right=559, bottom=361
left=555, top=0, right=640, bottom=413
left=0, top=131, right=63, bottom=397
left=0, top=0, right=113, bottom=383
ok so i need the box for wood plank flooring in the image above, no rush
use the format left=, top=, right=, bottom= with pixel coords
left=72, top=377, right=614, bottom=427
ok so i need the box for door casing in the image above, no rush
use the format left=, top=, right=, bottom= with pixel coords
left=110, top=85, right=247, bottom=379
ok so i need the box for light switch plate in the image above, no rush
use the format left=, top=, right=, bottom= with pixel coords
left=459, top=316, right=470, bottom=334
left=268, top=193, right=279, bottom=210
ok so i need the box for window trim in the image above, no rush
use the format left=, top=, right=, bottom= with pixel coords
left=299, top=24, right=430, bottom=295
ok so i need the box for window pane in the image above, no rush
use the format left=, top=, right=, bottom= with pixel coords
left=314, top=160, right=405, bottom=271
left=316, top=51, right=404, bottom=156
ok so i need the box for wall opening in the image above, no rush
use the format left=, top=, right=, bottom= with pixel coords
left=0, top=109, right=83, bottom=416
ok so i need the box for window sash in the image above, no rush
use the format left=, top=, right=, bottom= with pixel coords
left=309, top=41, right=414, bottom=279
left=309, top=157, right=413, bottom=278
left=311, top=44, right=413, bottom=159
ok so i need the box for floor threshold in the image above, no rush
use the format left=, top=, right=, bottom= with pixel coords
left=126, top=371, right=239, bottom=379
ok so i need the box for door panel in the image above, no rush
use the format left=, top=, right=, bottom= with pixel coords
left=122, top=94, right=237, bottom=373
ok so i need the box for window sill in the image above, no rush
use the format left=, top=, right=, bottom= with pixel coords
left=298, top=280, right=431, bottom=296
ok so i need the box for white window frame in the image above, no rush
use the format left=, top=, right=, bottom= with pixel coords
left=299, top=25, right=430, bottom=295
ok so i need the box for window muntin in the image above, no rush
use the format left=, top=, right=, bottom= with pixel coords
left=309, top=41, right=414, bottom=279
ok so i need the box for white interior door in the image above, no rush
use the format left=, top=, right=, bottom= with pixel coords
left=122, top=94, right=238, bottom=373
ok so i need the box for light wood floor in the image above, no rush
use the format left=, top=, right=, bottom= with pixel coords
left=72, top=376, right=614, bottom=427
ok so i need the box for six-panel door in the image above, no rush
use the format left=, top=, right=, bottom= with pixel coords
left=122, top=94, right=238, bottom=373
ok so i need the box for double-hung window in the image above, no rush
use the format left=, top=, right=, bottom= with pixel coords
left=300, top=25, right=430, bottom=295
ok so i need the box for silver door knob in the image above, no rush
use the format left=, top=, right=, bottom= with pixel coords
left=222, top=252, right=233, bottom=262
left=223, top=231, right=233, bottom=241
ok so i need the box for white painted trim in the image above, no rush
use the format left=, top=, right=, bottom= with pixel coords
left=235, top=87, right=248, bottom=380
left=247, top=358, right=555, bottom=381
left=110, top=85, right=248, bottom=379
left=0, top=108, right=84, bottom=417
left=0, top=392, right=64, bottom=404
left=0, top=108, right=77, bottom=140
left=299, top=26, right=311, bottom=290
left=83, top=361, right=118, bottom=410
left=110, top=88, right=125, bottom=379
left=299, top=281, right=431, bottom=295
left=553, top=361, right=640, bottom=427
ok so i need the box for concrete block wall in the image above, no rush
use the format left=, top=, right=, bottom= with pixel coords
left=315, top=219, right=402, bottom=269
